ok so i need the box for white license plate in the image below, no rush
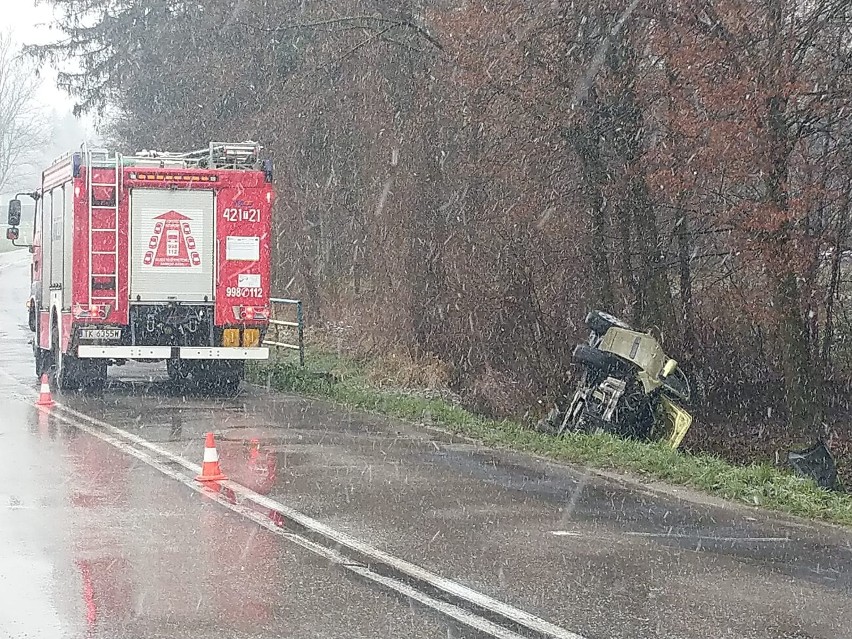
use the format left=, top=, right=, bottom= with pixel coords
left=80, top=328, right=121, bottom=340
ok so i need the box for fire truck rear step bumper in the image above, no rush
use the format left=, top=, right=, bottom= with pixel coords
left=77, top=346, right=269, bottom=360
left=179, top=347, right=269, bottom=360
left=78, top=346, right=172, bottom=359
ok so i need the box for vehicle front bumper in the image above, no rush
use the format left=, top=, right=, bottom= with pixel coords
left=77, top=346, right=269, bottom=360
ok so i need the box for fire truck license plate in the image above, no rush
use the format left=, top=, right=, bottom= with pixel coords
left=80, top=328, right=121, bottom=340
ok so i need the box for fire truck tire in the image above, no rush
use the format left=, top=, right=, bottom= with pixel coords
left=34, top=344, right=49, bottom=378
left=48, top=324, right=106, bottom=392
left=78, top=362, right=107, bottom=393
left=194, top=361, right=243, bottom=397
left=167, top=358, right=191, bottom=382
left=214, top=377, right=241, bottom=398
left=50, top=324, right=74, bottom=391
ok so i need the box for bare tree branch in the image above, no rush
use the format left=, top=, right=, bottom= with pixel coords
left=239, top=14, right=443, bottom=51
left=0, top=33, right=47, bottom=193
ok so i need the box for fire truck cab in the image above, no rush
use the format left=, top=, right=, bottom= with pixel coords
left=6, top=142, right=274, bottom=395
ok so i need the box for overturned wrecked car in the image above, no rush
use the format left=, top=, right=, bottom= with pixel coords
left=542, top=311, right=693, bottom=449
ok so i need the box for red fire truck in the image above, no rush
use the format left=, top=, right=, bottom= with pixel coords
left=5, top=142, right=274, bottom=394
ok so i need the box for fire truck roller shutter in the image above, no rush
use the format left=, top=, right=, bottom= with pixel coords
left=129, top=188, right=215, bottom=302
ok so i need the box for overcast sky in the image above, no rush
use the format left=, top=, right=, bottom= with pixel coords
left=1, top=1, right=100, bottom=197
left=3, top=2, right=65, bottom=104
left=2, top=1, right=100, bottom=130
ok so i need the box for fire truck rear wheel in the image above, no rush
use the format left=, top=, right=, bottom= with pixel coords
left=48, top=324, right=105, bottom=392
left=194, top=361, right=243, bottom=397
left=34, top=343, right=49, bottom=378
left=167, top=358, right=191, bottom=382
left=215, top=377, right=241, bottom=398
left=78, top=362, right=107, bottom=393
left=49, top=324, right=74, bottom=391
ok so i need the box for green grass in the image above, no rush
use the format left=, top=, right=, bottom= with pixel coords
left=248, top=350, right=852, bottom=527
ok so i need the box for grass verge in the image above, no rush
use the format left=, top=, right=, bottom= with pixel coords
left=247, top=351, right=852, bottom=527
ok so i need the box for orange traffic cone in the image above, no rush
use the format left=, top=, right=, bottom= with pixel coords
left=36, top=374, right=55, bottom=407
left=196, top=432, right=227, bottom=482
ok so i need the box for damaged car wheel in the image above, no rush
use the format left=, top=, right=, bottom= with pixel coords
left=585, top=310, right=631, bottom=337
left=572, top=344, right=631, bottom=376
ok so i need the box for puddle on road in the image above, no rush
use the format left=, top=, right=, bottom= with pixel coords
left=217, top=429, right=292, bottom=445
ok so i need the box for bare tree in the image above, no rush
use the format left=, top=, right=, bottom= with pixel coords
left=0, top=33, right=45, bottom=194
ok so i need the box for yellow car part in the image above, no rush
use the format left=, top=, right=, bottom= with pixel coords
left=657, top=396, right=693, bottom=449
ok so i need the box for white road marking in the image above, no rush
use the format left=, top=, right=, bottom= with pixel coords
left=549, top=531, right=581, bottom=536
left=625, top=532, right=790, bottom=543
left=347, top=567, right=528, bottom=639
left=26, top=395, right=586, bottom=639
left=38, top=404, right=533, bottom=639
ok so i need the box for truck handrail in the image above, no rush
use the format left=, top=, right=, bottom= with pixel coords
left=69, top=141, right=264, bottom=171
left=121, top=141, right=262, bottom=170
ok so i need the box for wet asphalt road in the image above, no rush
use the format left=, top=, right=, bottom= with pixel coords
left=0, top=256, right=457, bottom=639
left=1, top=248, right=852, bottom=639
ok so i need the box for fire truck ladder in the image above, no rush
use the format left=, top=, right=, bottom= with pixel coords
left=85, top=147, right=121, bottom=312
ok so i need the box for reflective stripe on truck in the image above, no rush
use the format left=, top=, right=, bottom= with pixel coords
left=77, top=345, right=269, bottom=360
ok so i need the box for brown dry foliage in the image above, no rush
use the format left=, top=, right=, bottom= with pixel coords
left=32, top=0, right=852, bottom=470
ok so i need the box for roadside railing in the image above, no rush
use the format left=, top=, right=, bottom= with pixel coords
left=264, top=298, right=305, bottom=366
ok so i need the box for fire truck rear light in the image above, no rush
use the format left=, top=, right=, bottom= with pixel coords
left=232, top=305, right=268, bottom=321
left=242, top=329, right=260, bottom=348
left=222, top=329, right=240, bottom=347
left=72, top=304, right=110, bottom=319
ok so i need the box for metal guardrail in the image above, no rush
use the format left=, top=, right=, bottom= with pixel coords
left=264, top=298, right=305, bottom=366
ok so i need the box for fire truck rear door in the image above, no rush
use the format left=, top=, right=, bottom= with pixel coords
left=129, top=188, right=215, bottom=302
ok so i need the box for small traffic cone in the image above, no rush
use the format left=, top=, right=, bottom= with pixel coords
left=196, top=432, right=227, bottom=482
left=36, top=374, right=55, bottom=407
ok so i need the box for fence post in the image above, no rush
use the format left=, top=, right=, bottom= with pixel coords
left=264, top=297, right=304, bottom=365
left=297, top=300, right=305, bottom=367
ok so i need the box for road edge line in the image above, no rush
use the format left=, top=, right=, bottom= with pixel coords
left=38, top=403, right=531, bottom=639
left=53, top=402, right=585, bottom=639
